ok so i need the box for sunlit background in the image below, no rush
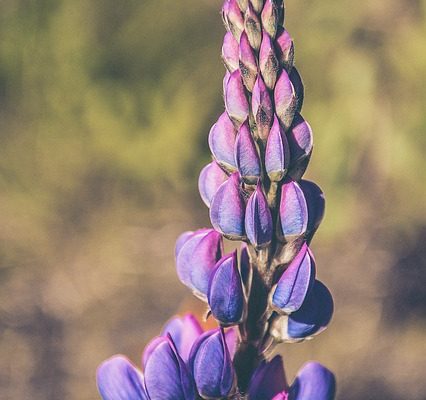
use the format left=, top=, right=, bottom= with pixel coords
left=0, top=0, right=425, bottom=399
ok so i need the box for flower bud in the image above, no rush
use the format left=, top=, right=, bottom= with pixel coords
left=245, top=183, right=273, bottom=248
left=222, top=32, right=240, bottom=72
left=237, top=0, right=249, bottom=12
left=175, top=230, right=195, bottom=259
left=290, top=67, right=304, bottom=112
left=299, top=180, right=325, bottom=243
left=272, top=243, right=316, bottom=314
left=209, top=111, right=238, bottom=172
left=274, top=70, right=296, bottom=130
left=287, top=113, right=313, bottom=167
left=261, top=0, right=279, bottom=38
left=191, top=329, right=236, bottom=399
left=276, top=28, right=294, bottom=71
left=222, top=0, right=244, bottom=40
left=176, top=229, right=223, bottom=300
left=265, top=114, right=290, bottom=182
left=239, top=32, right=258, bottom=91
left=248, top=355, right=288, bottom=400
left=97, top=356, right=148, bottom=400
left=240, top=243, right=251, bottom=287
left=290, top=362, right=336, bottom=400
left=278, top=180, right=308, bottom=242
left=145, top=336, right=196, bottom=400
left=210, top=172, right=246, bottom=239
left=259, top=32, right=279, bottom=90
left=225, top=70, right=249, bottom=125
left=252, top=75, right=273, bottom=141
left=250, top=0, right=264, bottom=14
left=244, top=3, right=262, bottom=51
left=234, top=121, right=261, bottom=184
left=198, top=162, right=229, bottom=208
left=161, top=314, right=204, bottom=362
left=208, top=251, right=245, bottom=326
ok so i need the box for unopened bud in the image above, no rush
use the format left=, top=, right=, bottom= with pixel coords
left=222, top=32, right=240, bottom=72
left=249, top=0, right=264, bottom=14
left=290, top=67, right=304, bottom=112
left=239, top=32, right=258, bottom=91
left=244, top=3, right=262, bottom=51
left=274, top=70, right=296, bottom=130
left=252, top=75, right=273, bottom=141
left=261, top=0, right=280, bottom=38
left=198, top=162, right=228, bottom=208
left=276, top=28, right=294, bottom=71
left=225, top=70, right=250, bottom=125
left=259, top=32, right=279, bottom=90
left=222, top=0, right=244, bottom=40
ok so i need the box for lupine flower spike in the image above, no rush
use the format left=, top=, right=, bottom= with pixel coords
left=98, top=1, right=336, bottom=399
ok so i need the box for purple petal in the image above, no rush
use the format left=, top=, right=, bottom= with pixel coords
left=244, top=2, right=262, bottom=50
left=209, top=111, right=238, bottom=172
left=222, top=0, right=244, bottom=40
left=290, top=67, right=304, bottom=113
left=145, top=337, right=195, bottom=400
left=161, top=314, right=204, bottom=362
left=259, top=32, right=279, bottom=90
left=142, top=336, right=164, bottom=368
left=222, top=31, right=239, bottom=72
left=248, top=355, right=289, bottom=400
left=261, top=0, right=279, bottom=38
left=274, top=70, right=296, bottom=130
left=252, top=75, right=273, bottom=141
left=279, top=180, right=308, bottom=241
left=199, top=161, right=229, bottom=207
left=210, top=173, right=246, bottom=239
left=176, top=229, right=223, bottom=299
left=239, top=32, right=258, bottom=91
left=97, top=356, right=148, bottom=400
left=272, top=393, right=289, bottom=400
left=225, top=70, right=249, bottom=125
left=287, top=113, right=313, bottom=165
left=276, top=28, right=294, bottom=71
left=299, top=180, right=325, bottom=243
left=192, top=329, right=236, bottom=398
left=265, top=114, right=290, bottom=182
left=290, top=362, right=336, bottom=400
left=208, top=251, right=245, bottom=326
left=272, top=243, right=316, bottom=314
left=287, top=280, right=334, bottom=340
left=175, top=231, right=194, bottom=259
left=245, top=183, right=273, bottom=248
left=240, top=242, right=251, bottom=287
left=234, top=121, right=261, bottom=184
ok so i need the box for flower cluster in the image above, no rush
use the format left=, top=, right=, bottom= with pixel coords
left=97, top=1, right=336, bottom=399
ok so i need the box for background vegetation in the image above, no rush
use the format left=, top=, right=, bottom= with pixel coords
left=0, top=0, right=425, bottom=398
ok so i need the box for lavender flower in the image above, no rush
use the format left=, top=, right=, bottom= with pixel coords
left=98, top=1, right=336, bottom=399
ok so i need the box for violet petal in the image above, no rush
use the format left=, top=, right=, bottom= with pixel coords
left=199, top=161, right=229, bottom=208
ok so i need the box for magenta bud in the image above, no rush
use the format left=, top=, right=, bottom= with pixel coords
left=274, top=70, right=296, bottom=130
left=259, top=32, right=279, bottom=90
left=278, top=180, right=308, bottom=241
left=244, top=3, right=262, bottom=51
left=245, top=183, right=273, bottom=248
left=239, top=32, right=258, bottom=91
left=234, top=121, right=261, bottom=184
left=237, top=0, right=249, bottom=12
left=208, top=251, right=245, bottom=326
left=265, top=115, right=290, bottom=182
left=252, top=75, right=273, bottom=141
left=272, top=243, right=316, bottom=314
left=190, top=329, right=236, bottom=399
left=176, top=229, right=223, bottom=300
left=261, top=0, right=279, bottom=38
left=222, top=32, right=240, bottom=72
left=225, top=70, right=250, bottom=125
left=222, top=0, right=244, bottom=40
left=198, top=162, right=229, bottom=208
left=290, top=67, right=304, bottom=112
left=276, top=28, right=294, bottom=71
left=249, top=0, right=264, bottom=14
left=210, top=172, right=246, bottom=240
left=287, top=113, right=313, bottom=165
left=299, top=180, right=325, bottom=242
left=209, top=111, right=238, bottom=172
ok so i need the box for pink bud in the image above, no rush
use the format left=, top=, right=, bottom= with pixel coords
left=225, top=70, right=249, bottom=125
left=276, top=28, right=294, bottom=72
left=222, top=32, right=240, bottom=72
left=222, top=0, right=244, bottom=40
left=274, top=70, right=296, bottom=130
left=239, top=32, right=258, bottom=91
left=252, top=75, right=273, bottom=141
left=244, top=3, right=262, bottom=51
left=259, top=32, right=279, bottom=90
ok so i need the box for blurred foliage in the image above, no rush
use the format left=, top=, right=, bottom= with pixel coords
left=0, top=0, right=425, bottom=399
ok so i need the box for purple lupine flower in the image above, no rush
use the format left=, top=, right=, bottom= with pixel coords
left=198, top=161, right=228, bottom=207
left=245, top=182, right=273, bottom=248
left=208, top=251, right=245, bottom=326
left=190, top=329, right=236, bottom=398
left=210, top=172, right=246, bottom=239
left=99, top=2, right=337, bottom=398
left=272, top=243, right=316, bottom=314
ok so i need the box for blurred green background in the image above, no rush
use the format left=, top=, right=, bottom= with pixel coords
left=0, top=0, right=425, bottom=399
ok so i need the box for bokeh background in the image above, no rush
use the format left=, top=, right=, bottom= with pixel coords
left=0, top=0, right=425, bottom=399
